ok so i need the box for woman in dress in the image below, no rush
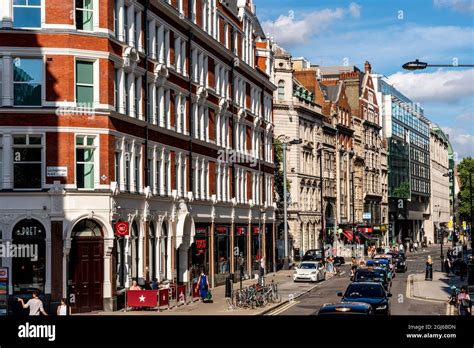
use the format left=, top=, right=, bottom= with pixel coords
left=196, top=269, right=210, bottom=302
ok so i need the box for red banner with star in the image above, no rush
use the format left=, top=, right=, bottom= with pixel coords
left=127, top=290, right=158, bottom=307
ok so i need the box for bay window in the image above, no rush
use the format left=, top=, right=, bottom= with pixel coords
left=76, top=0, right=94, bottom=31
left=13, top=57, right=42, bottom=106
left=13, top=0, right=41, bottom=28
left=76, top=60, right=94, bottom=106
left=76, top=135, right=96, bottom=189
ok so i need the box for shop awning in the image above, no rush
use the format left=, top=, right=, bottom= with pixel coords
left=342, top=230, right=353, bottom=241
left=358, top=231, right=378, bottom=240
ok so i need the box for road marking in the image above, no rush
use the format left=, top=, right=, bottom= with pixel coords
left=267, top=300, right=298, bottom=316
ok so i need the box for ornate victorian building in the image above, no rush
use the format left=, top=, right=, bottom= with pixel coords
left=0, top=0, right=275, bottom=313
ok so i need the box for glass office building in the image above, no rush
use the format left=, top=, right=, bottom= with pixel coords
left=374, top=76, right=431, bottom=244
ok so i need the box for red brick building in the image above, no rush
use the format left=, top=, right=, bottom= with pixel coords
left=0, top=0, right=275, bottom=313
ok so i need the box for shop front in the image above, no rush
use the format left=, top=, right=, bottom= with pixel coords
left=214, top=225, right=230, bottom=285
left=8, top=218, right=48, bottom=315
left=251, top=225, right=262, bottom=275
left=234, top=225, right=248, bottom=279
left=190, top=224, right=210, bottom=283
left=265, top=224, right=274, bottom=273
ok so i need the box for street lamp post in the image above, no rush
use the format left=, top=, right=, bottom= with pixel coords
left=435, top=204, right=443, bottom=272
left=444, top=171, right=456, bottom=248
left=402, top=59, right=474, bottom=70
left=282, top=138, right=303, bottom=270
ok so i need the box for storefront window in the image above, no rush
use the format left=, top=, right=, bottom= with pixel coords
left=160, top=222, right=168, bottom=280
left=265, top=225, right=273, bottom=272
left=191, top=225, right=209, bottom=280
left=234, top=226, right=247, bottom=274
left=252, top=226, right=262, bottom=271
left=12, top=219, right=45, bottom=294
left=215, top=226, right=230, bottom=275
left=129, top=221, right=139, bottom=280
left=148, top=222, right=156, bottom=280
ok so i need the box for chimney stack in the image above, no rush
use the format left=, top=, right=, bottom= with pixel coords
left=364, top=61, right=372, bottom=73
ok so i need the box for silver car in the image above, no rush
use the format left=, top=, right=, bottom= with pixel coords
left=293, top=261, right=326, bottom=282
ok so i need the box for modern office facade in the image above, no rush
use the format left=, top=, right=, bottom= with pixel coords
left=0, top=0, right=276, bottom=313
left=373, top=75, right=431, bottom=244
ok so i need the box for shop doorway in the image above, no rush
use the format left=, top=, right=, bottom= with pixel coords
left=177, top=215, right=194, bottom=284
left=69, top=219, right=104, bottom=313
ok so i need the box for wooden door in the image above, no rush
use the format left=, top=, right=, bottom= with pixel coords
left=71, top=238, right=103, bottom=313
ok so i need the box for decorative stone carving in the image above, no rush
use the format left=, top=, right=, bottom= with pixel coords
left=123, top=46, right=140, bottom=70
left=0, top=214, right=16, bottom=226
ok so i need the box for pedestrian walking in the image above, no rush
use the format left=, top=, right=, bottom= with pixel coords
left=444, top=257, right=451, bottom=276
left=414, top=241, right=418, bottom=252
left=259, top=256, right=266, bottom=285
left=425, top=255, right=433, bottom=281
left=17, top=291, right=48, bottom=316
left=56, top=298, right=70, bottom=316
left=196, top=269, right=211, bottom=302
left=399, top=243, right=404, bottom=253
left=457, top=287, right=472, bottom=316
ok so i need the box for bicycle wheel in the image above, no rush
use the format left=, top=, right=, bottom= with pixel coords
left=272, top=290, right=282, bottom=303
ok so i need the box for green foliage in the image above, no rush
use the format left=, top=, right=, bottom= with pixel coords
left=391, top=181, right=410, bottom=199
left=274, top=138, right=290, bottom=209
left=457, top=157, right=474, bottom=224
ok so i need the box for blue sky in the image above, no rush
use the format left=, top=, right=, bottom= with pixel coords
left=254, top=0, right=474, bottom=160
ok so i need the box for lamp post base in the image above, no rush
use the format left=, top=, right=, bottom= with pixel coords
left=283, top=257, right=290, bottom=270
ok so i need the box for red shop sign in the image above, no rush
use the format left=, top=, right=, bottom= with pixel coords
left=115, top=221, right=129, bottom=236
left=236, top=227, right=246, bottom=235
left=216, top=226, right=228, bottom=234
left=196, top=239, right=207, bottom=250
left=253, top=227, right=260, bottom=235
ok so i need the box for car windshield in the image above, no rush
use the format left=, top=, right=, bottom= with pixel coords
left=345, top=284, right=384, bottom=298
left=355, top=272, right=385, bottom=282
left=305, top=250, right=322, bottom=258
left=300, top=263, right=316, bottom=269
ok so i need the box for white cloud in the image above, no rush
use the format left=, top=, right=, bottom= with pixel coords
left=262, top=3, right=361, bottom=47
left=387, top=69, right=474, bottom=103
left=434, top=0, right=474, bottom=12
left=349, top=2, right=361, bottom=18
left=442, top=127, right=474, bottom=160
left=291, top=24, right=473, bottom=73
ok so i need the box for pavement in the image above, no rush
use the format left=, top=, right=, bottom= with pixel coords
left=96, top=268, right=341, bottom=315
left=409, top=271, right=466, bottom=303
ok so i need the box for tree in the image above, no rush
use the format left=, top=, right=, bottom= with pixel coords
left=273, top=138, right=290, bottom=209
left=457, top=157, right=474, bottom=226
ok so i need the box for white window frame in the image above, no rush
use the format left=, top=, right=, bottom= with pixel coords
left=12, top=0, right=42, bottom=29
left=75, top=134, right=98, bottom=190
left=12, top=56, right=44, bottom=107
left=12, top=133, right=44, bottom=190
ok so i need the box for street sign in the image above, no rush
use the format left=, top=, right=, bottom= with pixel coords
left=115, top=221, right=129, bottom=236
left=363, top=212, right=371, bottom=220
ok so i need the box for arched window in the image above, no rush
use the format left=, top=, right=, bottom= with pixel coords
left=12, top=219, right=46, bottom=294
left=277, top=80, right=285, bottom=100
left=148, top=222, right=156, bottom=280
left=72, top=219, right=102, bottom=237
left=129, top=221, right=139, bottom=280
left=160, top=222, right=168, bottom=279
